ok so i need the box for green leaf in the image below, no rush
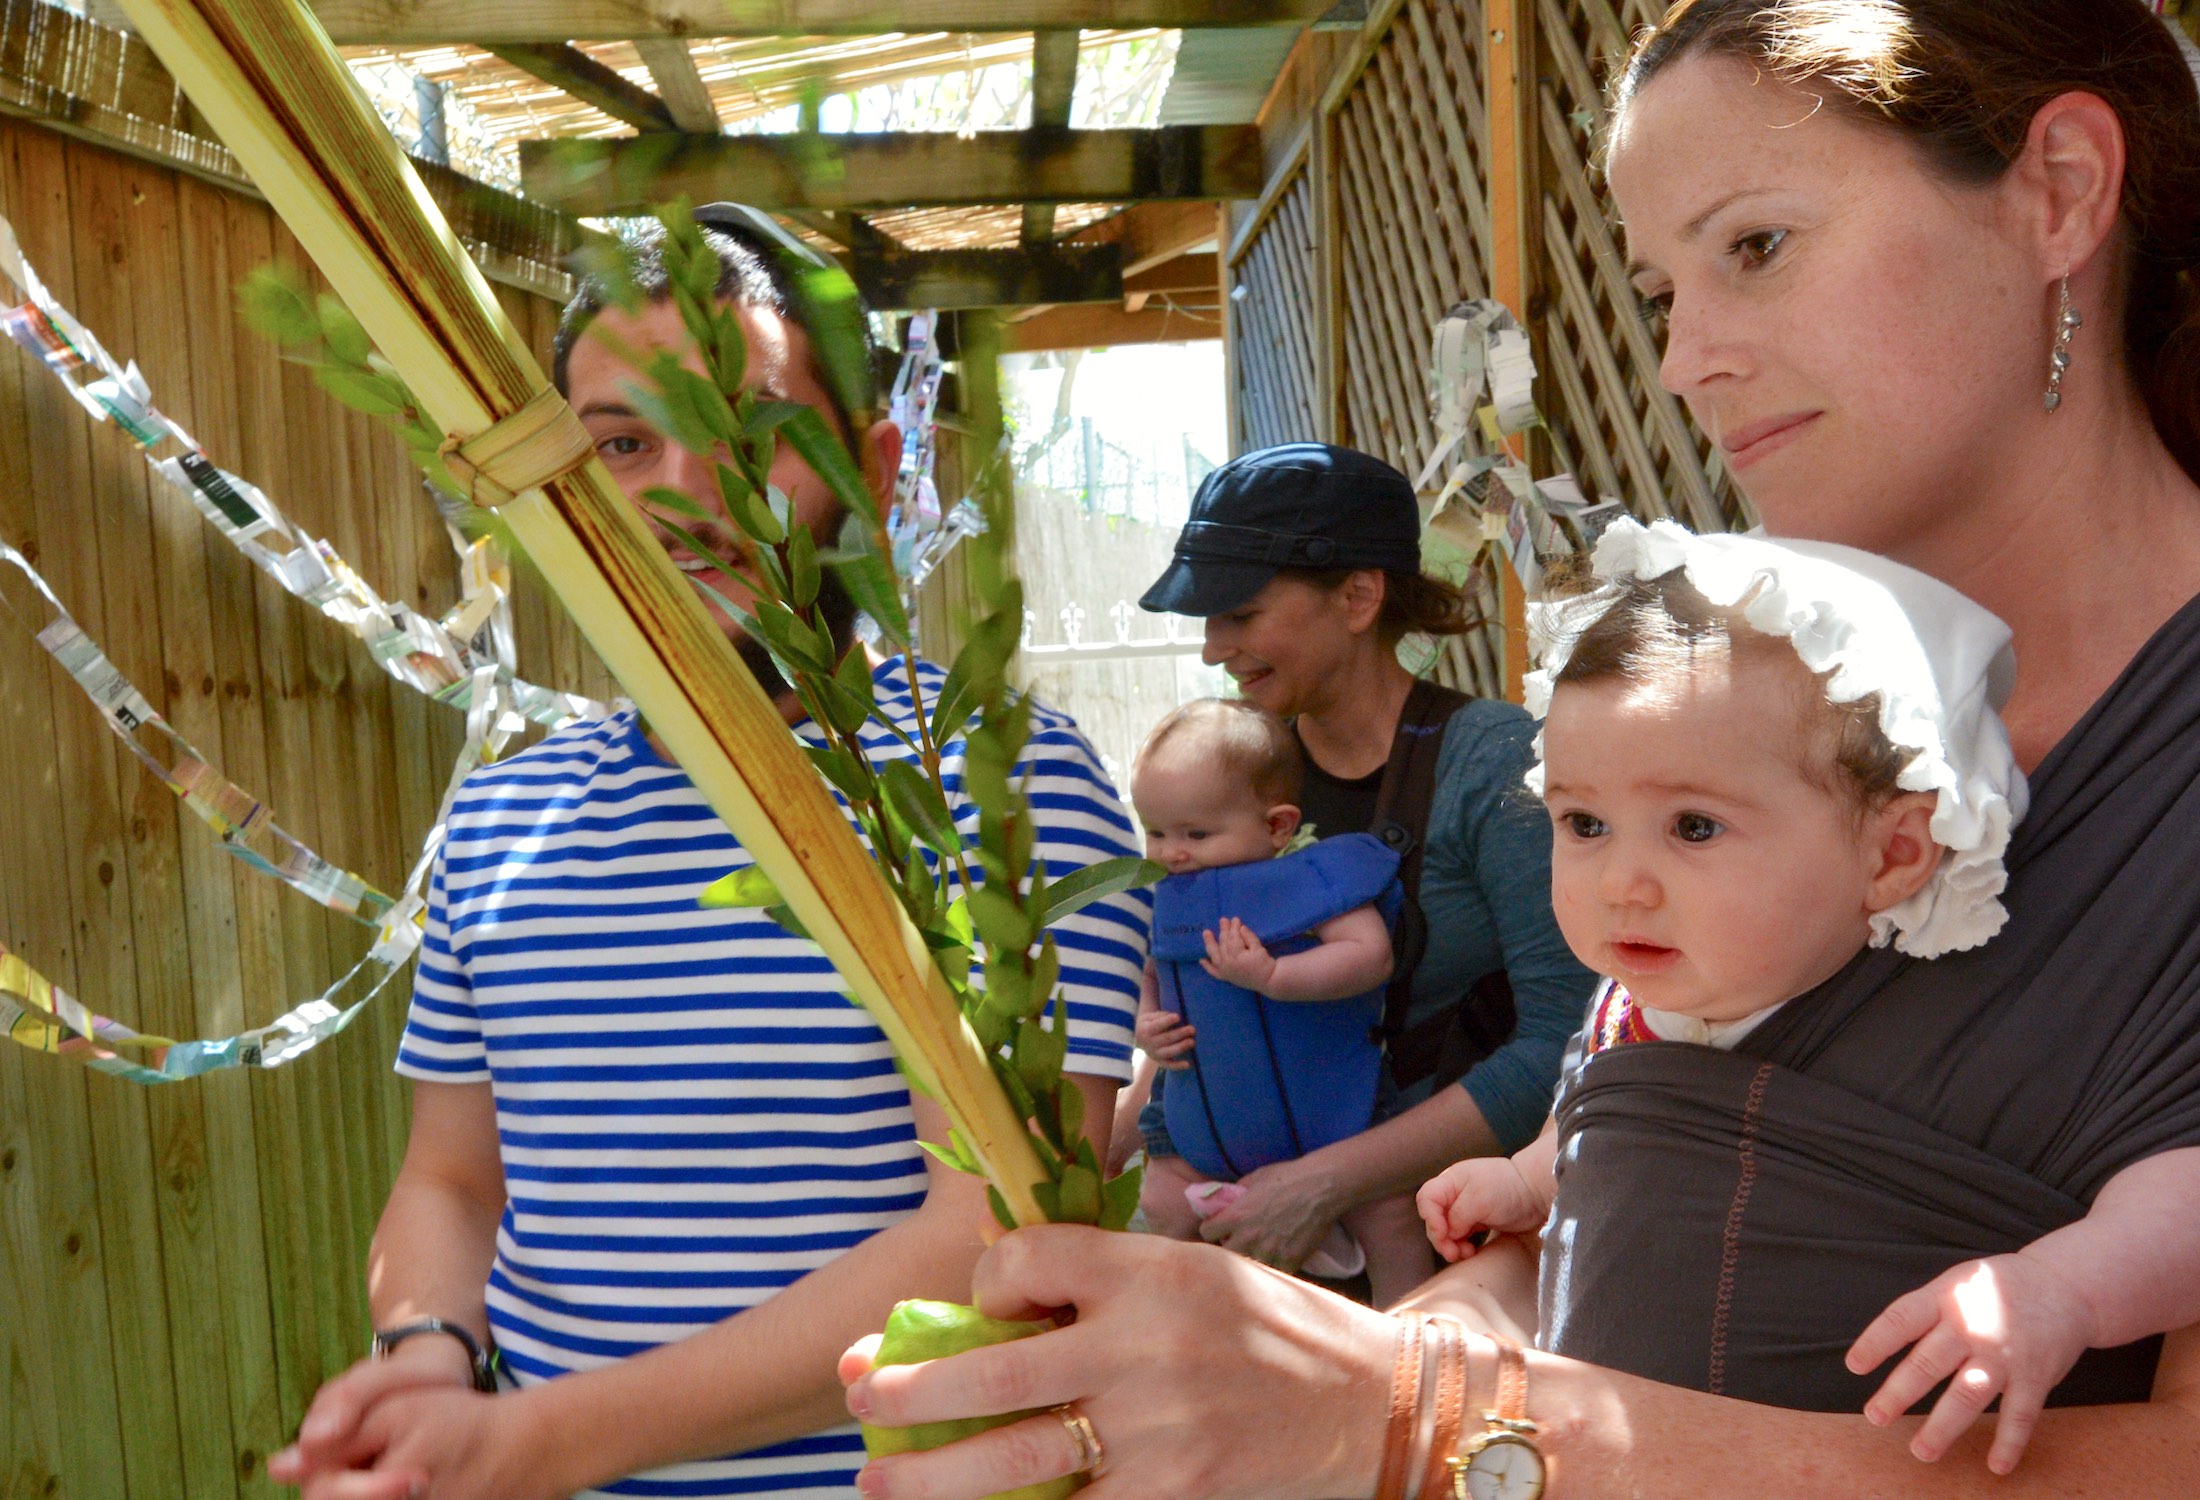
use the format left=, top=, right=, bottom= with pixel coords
left=236, top=265, right=319, bottom=346
left=1032, top=857, right=1167, bottom=928
left=777, top=404, right=882, bottom=529
left=764, top=903, right=812, bottom=942
left=806, top=742, right=874, bottom=803
left=1056, top=1163, right=1101, bottom=1225
left=1030, top=1180, right=1062, bottom=1223
left=742, top=398, right=808, bottom=440
left=943, top=896, right=976, bottom=949
left=1099, top=1163, right=1142, bottom=1231
left=968, top=883, right=1035, bottom=956
left=316, top=293, right=371, bottom=366
left=698, top=864, right=780, bottom=909
left=1056, top=1074, right=1085, bottom=1152
left=902, top=843, right=937, bottom=926
left=313, top=366, right=409, bottom=417
left=753, top=599, right=837, bottom=676
left=620, top=369, right=717, bottom=457
left=787, top=524, right=821, bottom=609
left=1012, top=1015, right=1067, bottom=1098
left=986, top=1184, right=1016, bottom=1231
left=824, top=515, right=911, bottom=647
left=571, top=232, right=642, bottom=314
left=882, top=762, right=962, bottom=861
left=642, top=484, right=720, bottom=527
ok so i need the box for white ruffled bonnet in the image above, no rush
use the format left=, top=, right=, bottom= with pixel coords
left=1524, top=518, right=2028, bottom=960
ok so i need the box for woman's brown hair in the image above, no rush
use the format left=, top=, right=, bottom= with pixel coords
left=1281, top=567, right=1482, bottom=645
left=1617, top=0, right=2200, bottom=482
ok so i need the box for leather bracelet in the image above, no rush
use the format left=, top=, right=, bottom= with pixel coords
left=371, top=1317, right=498, bottom=1394
left=1420, top=1319, right=1470, bottom=1500
left=1374, top=1314, right=1426, bottom=1500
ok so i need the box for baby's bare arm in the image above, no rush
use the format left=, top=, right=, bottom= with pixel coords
left=2024, top=1146, right=2200, bottom=1348
left=1262, top=904, right=1394, bottom=1001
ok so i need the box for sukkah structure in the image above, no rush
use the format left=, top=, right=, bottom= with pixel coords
left=111, top=0, right=1052, bottom=1221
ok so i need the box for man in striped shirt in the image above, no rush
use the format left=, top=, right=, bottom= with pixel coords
left=270, top=210, right=1147, bottom=1500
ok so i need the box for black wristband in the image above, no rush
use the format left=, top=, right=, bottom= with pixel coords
left=371, top=1317, right=498, bottom=1393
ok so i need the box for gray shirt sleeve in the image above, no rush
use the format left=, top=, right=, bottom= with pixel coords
left=1414, top=700, right=1600, bottom=1153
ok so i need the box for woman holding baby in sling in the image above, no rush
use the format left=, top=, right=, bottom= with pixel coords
left=842, top=3, right=2200, bottom=1497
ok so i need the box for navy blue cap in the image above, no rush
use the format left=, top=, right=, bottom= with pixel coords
left=1140, top=442, right=1422, bottom=616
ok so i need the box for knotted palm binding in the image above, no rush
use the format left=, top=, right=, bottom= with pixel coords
left=439, top=386, right=594, bottom=507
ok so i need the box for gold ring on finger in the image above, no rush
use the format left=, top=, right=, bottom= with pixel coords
left=1052, top=1403, right=1105, bottom=1476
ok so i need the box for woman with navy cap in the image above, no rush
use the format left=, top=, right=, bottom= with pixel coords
left=1125, top=441, right=1595, bottom=1285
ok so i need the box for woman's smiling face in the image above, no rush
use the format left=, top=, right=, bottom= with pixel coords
left=1606, top=51, right=2047, bottom=560
left=1197, top=573, right=1375, bottom=719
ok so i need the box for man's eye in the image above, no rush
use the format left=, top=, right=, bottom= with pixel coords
left=1674, top=812, right=1723, bottom=843
left=1562, top=811, right=1607, bottom=839
left=596, top=434, right=646, bottom=457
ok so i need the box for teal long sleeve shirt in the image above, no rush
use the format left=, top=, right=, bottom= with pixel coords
left=1405, top=698, right=1599, bottom=1152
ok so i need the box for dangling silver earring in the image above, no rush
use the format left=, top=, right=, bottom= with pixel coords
left=2045, top=273, right=2082, bottom=412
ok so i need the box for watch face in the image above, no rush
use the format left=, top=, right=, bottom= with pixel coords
left=1459, top=1433, right=1546, bottom=1500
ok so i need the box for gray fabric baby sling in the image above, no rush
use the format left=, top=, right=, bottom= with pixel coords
left=1540, top=590, right=2200, bottom=1410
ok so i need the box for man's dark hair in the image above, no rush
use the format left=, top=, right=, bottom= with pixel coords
left=552, top=216, right=877, bottom=448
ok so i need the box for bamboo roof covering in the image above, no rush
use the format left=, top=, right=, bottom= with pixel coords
left=340, top=28, right=1182, bottom=248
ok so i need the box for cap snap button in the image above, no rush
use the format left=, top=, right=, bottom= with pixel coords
left=1301, top=537, right=1338, bottom=565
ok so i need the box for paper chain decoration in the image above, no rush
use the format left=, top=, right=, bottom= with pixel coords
left=0, top=211, right=606, bottom=1081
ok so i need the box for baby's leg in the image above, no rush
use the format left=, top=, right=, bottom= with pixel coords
left=1344, top=1193, right=1440, bottom=1309
left=1137, top=1151, right=1210, bottom=1240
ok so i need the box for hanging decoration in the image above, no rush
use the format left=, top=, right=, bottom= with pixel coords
left=1419, top=297, right=1624, bottom=595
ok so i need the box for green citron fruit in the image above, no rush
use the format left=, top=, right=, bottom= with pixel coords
left=859, top=1299, right=1083, bottom=1500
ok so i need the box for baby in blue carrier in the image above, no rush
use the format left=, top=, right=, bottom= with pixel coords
left=1128, top=699, right=1431, bottom=1304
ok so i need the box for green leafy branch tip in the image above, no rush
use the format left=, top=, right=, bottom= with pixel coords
left=608, top=201, right=1161, bottom=1229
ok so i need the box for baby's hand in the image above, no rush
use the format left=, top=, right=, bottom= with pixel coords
left=1135, top=1005, right=1196, bottom=1068
left=1199, top=917, right=1278, bottom=993
left=1846, top=1252, right=2097, bottom=1475
left=1415, top=1158, right=1548, bottom=1263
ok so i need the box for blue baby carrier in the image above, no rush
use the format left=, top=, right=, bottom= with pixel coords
left=1154, top=833, right=1404, bottom=1181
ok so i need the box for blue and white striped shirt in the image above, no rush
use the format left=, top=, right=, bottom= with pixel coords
left=395, top=658, right=1147, bottom=1498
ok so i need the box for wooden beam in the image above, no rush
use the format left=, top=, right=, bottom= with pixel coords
left=783, top=209, right=894, bottom=254
left=1021, top=29, right=1083, bottom=244
left=1124, top=251, right=1217, bottom=298
left=520, top=125, right=1264, bottom=215
left=1002, top=298, right=1220, bottom=352
left=1064, top=198, right=1219, bottom=275
left=852, top=245, right=1123, bottom=310
left=634, top=37, right=721, bottom=133
left=486, top=42, right=676, bottom=133
left=313, top=3, right=1333, bottom=44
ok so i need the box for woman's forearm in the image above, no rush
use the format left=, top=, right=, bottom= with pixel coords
left=1301, top=1081, right=1503, bottom=1209
left=1422, top=1238, right=2200, bottom=1498
left=1530, top=1341, right=2200, bottom=1498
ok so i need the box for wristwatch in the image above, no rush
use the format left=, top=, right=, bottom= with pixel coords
left=1449, top=1335, right=1546, bottom=1500
left=371, top=1317, right=499, bottom=1393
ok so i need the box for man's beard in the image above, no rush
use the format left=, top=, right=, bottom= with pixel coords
left=731, top=563, right=862, bottom=704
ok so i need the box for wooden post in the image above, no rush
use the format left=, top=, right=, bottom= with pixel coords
left=1485, top=0, right=1537, bottom=704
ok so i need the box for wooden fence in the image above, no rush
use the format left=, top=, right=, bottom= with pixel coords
left=1221, top=0, right=1752, bottom=697
left=0, top=113, right=611, bottom=1499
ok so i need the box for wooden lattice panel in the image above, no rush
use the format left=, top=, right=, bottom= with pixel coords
left=1332, top=0, right=1494, bottom=482
left=1326, top=1, right=1505, bottom=697
left=1534, top=0, right=1746, bottom=531
left=1227, top=162, right=1321, bottom=453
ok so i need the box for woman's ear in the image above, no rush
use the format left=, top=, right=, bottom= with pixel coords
left=1336, top=569, right=1387, bottom=635
left=2015, top=90, right=2127, bottom=285
left=1862, top=792, right=1942, bottom=915
left=1267, top=804, right=1303, bottom=851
